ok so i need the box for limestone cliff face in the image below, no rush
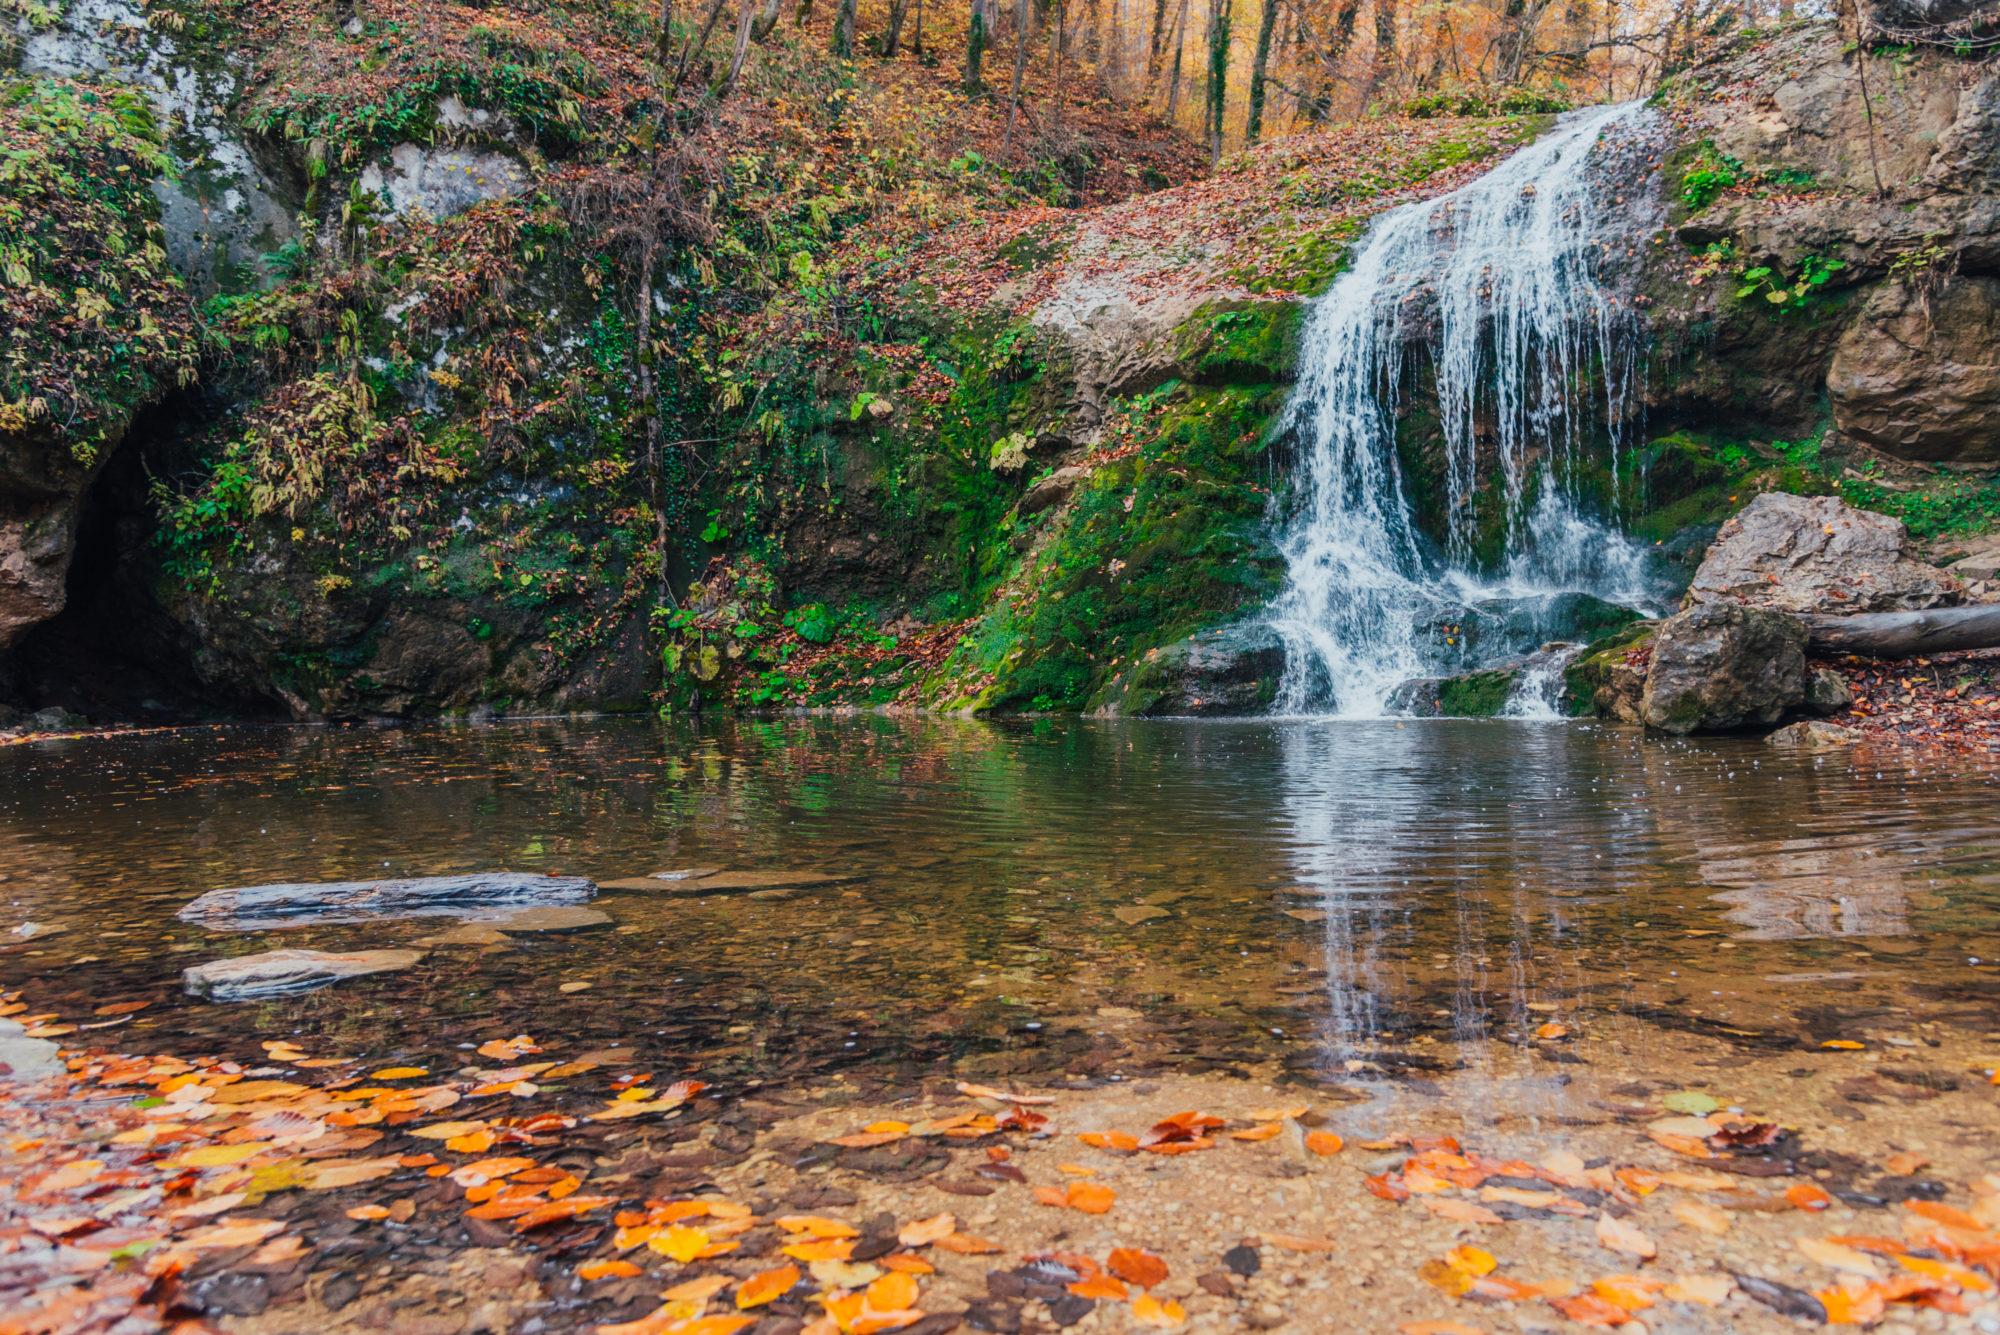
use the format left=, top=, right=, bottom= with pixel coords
left=1648, top=26, right=2000, bottom=463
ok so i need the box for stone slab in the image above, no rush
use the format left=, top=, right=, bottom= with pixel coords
left=178, top=873, right=596, bottom=930
left=467, top=906, right=612, bottom=934
left=184, top=948, right=426, bottom=1002
left=599, top=870, right=858, bottom=895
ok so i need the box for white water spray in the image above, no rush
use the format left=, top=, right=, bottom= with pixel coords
left=1268, top=103, right=1663, bottom=717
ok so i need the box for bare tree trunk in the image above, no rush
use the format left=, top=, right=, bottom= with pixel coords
left=1244, top=0, right=1279, bottom=143
left=1004, top=0, right=1033, bottom=150
left=1147, top=0, right=1171, bottom=77
left=1205, top=0, right=1231, bottom=166
left=913, top=0, right=924, bottom=51
left=832, top=0, right=856, bottom=54
left=1804, top=606, right=2000, bottom=658
left=724, top=0, right=758, bottom=91
left=751, top=0, right=783, bottom=41
left=884, top=0, right=912, bottom=54
left=1053, top=0, right=1067, bottom=132
left=659, top=0, right=676, bottom=61
left=965, top=7, right=988, bottom=91
left=676, top=0, right=730, bottom=82
left=794, top=0, right=813, bottom=29
left=1361, top=0, right=1395, bottom=109
left=1165, top=0, right=1188, bottom=119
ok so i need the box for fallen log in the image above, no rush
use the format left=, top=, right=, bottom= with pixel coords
left=1802, top=604, right=2000, bottom=658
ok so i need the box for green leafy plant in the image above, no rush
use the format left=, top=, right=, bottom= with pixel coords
left=1736, top=255, right=1847, bottom=310
left=1680, top=143, right=1742, bottom=210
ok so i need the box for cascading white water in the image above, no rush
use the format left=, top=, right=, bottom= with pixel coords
left=1268, top=102, right=1663, bottom=717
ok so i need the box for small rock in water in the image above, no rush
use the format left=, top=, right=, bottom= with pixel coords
left=468, top=906, right=612, bottom=934
left=178, top=872, right=596, bottom=929
left=9, top=921, right=66, bottom=940
left=649, top=867, right=724, bottom=881
left=1281, top=909, right=1328, bottom=923
left=412, top=924, right=513, bottom=947
left=1112, top=905, right=1168, bottom=925
left=1766, top=719, right=1859, bottom=747
left=184, top=948, right=426, bottom=1001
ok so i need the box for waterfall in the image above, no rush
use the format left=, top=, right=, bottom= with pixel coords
left=1268, top=102, right=1663, bottom=717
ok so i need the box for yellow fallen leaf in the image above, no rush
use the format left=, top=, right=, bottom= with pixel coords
left=1132, top=1293, right=1186, bottom=1327
left=163, top=1142, right=271, bottom=1169
left=346, top=1205, right=391, bottom=1221
left=1247, top=1105, right=1310, bottom=1121
left=409, top=1120, right=488, bottom=1140
left=810, top=1258, right=884, bottom=1288
left=651, top=1225, right=712, bottom=1263
left=371, top=1067, right=429, bottom=1079
left=1821, top=1040, right=1865, bottom=1050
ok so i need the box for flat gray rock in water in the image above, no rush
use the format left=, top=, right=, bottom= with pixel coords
left=1687, top=492, right=1962, bottom=615
left=0, top=1017, right=64, bottom=1080
left=599, top=869, right=856, bottom=894
left=178, top=872, right=596, bottom=929
left=184, top=948, right=426, bottom=1001
left=467, top=906, right=612, bottom=934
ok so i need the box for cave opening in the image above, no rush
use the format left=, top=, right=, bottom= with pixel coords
left=0, top=392, right=284, bottom=726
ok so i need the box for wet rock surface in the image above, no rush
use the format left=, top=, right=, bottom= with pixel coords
left=183, top=947, right=426, bottom=1000
left=1688, top=493, right=1962, bottom=615
left=1766, top=719, right=1859, bottom=747
left=1094, top=622, right=1286, bottom=717
left=1642, top=603, right=1808, bottom=734
left=177, top=872, right=597, bottom=929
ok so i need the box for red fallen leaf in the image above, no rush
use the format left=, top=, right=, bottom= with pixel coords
left=1711, top=1120, right=1781, bottom=1148
left=1108, top=1247, right=1169, bottom=1288
left=999, top=1106, right=1048, bottom=1132
left=1365, top=1171, right=1411, bottom=1201
left=1139, top=1110, right=1225, bottom=1149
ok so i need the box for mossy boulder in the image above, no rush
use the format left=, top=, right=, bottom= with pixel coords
left=1563, top=620, right=1657, bottom=720
left=1094, top=621, right=1286, bottom=716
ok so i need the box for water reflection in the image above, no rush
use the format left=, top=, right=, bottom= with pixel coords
left=0, top=717, right=1995, bottom=1120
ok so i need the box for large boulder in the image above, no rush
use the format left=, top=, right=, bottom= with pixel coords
left=1686, top=492, right=1961, bottom=614
left=1093, top=622, right=1285, bottom=716
left=1827, top=278, right=2000, bottom=463
left=1641, top=603, right=1808, bottom=734
left=1563, top=622, right=1658, bottom=722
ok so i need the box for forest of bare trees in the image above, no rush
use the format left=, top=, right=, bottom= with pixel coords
left=775, top=0, right=1836, bottom=163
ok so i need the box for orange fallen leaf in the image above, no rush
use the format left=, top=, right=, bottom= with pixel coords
left=1787, top=1182, right=1833, bottom=1212
left=828, top=1131, right=907, bottom=1148
left=513, top=1196, right=614, bottom=1232
left=781, top=1238, right=854, bottom=1262
left=1591, top=1275, right=1664, bottom=1310
left=345, top=1205, right=390, bottom=1221
left=1365, top=1172, right=1410, bottom=1201
left=1230, top=1123, right=1284, bottom=1142
left=1078, top=1131, right=1139, bottom=1152
left=1068, top=1274, right=1128, bottom=1300
left=663, top=1276, right=734, bottom=1302
left=1033, top=1185, right=1068, bottom=1208
left=1905, top=1200, right=1983, bottom=1231
left=1108, top=1247, right=1169, bottom=1288
left=736, top=1264, right=801, bottom=1308
left=1884, top=1152, right=1930, bottom=1177
left=1647, top=1131, right=1713, bottom=1159
left=1548, top=1293, right=1633, bottom=1326
left=580, top=1260, right=643, bottom=1280
left=955, top=1081, right=1055, bottom=1104
left=1066, top=1182, right=1116, bottom=1214
left=933, top=1234, right=999, bottom=1255
left=1262, top=1233, right=1338, bottom=1253
left=1304, top=1132, right=1344, bottom=1156
left=880, top=1254, right=934, bottom=1274
left=897, top=1214, right=955, bottom=1247
left=1131, top=1293, right=1186, bottom=1327
left=864, top=1271, right=919, bottom=1312
left=1422, top=1199, right=1504, bottom=1225
left=1535, top=1022, right=1569, bottom=1040
left=371, top=1067, right=428, bottom=1079
left=1594, top=1214, right=1657, bottom=1259
left=776, top=1215, right=861, bottom=1238
left=1820, top=1040, right=1865, bottom=1050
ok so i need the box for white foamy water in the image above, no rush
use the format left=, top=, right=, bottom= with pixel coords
left=1268, top=102, right=1664, bottom=717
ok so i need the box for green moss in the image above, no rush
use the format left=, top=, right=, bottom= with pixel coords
left=1562, top=621, right=1654, bottom=715
left=1180, top=301, right=1304, bottom=384
left=1436, top=669, right=1517, bottom=717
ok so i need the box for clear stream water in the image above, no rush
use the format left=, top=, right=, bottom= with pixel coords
left=2, top=717, right=1997, bottom=1127
left=1268, top=102, right=1664, bottom=718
